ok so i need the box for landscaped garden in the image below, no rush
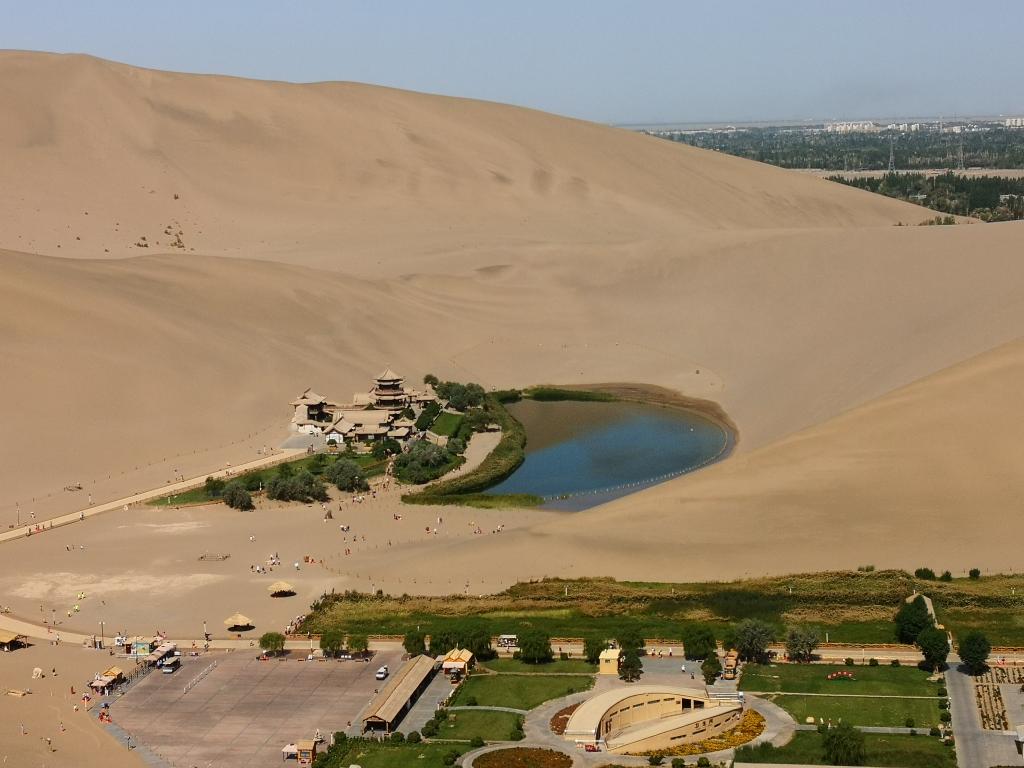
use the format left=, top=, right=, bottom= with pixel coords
left=435, top=709, right=523, bottom=741
left=480, top=658, right=597, bottom=674
left=739, top=663, right=936, bottom=696
left=451, top=673, right=593, bottom=710
left=769, top=693, right=940, bottom=729
left=734, top=731, right=957, bottom=767
left=473, top=747, right=573, bottom=768
left=312, top=737, right=463, bottom=768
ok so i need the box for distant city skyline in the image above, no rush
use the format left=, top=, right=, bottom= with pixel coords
left=2, top=0, right=1022, bottom=124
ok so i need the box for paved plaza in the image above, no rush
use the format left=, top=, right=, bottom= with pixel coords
left=112, top=648, right=403, bottom=767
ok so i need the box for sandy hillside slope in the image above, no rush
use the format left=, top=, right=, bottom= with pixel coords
left=0, top=52, right=1022, bottom=581
left=0, top=51, right=934, bottom=273
left=390, top=337, right=1024, bottom=586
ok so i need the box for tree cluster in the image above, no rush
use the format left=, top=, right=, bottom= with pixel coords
left=427, top=624, right=494, bottom=660
left=393, top=439, right=456, bottom=484
left=518, top=629, right=554, bottom=664
left=266, top=469, right=329, bottom=503
left=326, top=458, right=369, bottom=492
left=434, top=380, right=485, bottom=412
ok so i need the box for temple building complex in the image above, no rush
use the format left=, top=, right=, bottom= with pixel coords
left=289, top=368, right=436, bottom=449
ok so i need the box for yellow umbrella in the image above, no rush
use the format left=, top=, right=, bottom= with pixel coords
left=224, top=613, right=253, bottom=628
left=267, top=581, right=295, bottom=596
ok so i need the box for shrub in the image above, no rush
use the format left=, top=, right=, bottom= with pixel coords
left=222, top=480, right=254, bottom=510
left=869, top=657, right=879, bottom=666
left=470, top=736, right=485, bottom=748
left=443, top=749, right=461, bottom=766
left=465, top=696, right=478, bottom=706
left=696, top=759, right=712, bottom=768
left=937, top=686, right=947, bottom=696
left=905, top=717, right=916, bottom=728
left=560, top=651, right=570, bottom=661
left=969, top=568, right=981, bottom=580
left=939, top=570, right=953, bottom=582
left=822, top=721, right=866, bottom=766
left=204, top=476, right=225, bottom=498
left=434, top=709, right=449, bottom=722
left=930, top=726, right=941, bottom=736
left=891, top=658, right=901, bottom=666
left=389, top=731, right=405, bottom=743
left=648, top=756, right=664, bottom=766
left=845, top=657, right=855, bottom=666
left=939, top=700, right=949, bottom=709
left=914, top=567, right=937, bottom=580
left=421, top=721, right=438, bottom=738
left=406, top=731, right=421, bottom=743
left=940, top=711, right=952, bottom=722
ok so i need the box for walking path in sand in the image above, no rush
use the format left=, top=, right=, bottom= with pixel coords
left=0, top=449, right=305, bottom=546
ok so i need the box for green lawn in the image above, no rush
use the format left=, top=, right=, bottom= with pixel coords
left=740, top=664, right=936, bottom=696
left=436, top=709, right=521, bottom=741
left=735, top=731, right=956, bottom=768
left=769, top=694, right=940, bottom=728
left=451, top=673, right=592, bottom=710
left=318, top=741, right=462, bottom=768
left=430, top=412, right=464, bottom=437
left=800, top=620, right=899, bottom=644
left=480, top=658, right=597, bottom=674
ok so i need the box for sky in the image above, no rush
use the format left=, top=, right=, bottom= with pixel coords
left=3, top=1, right=1022, bottom=124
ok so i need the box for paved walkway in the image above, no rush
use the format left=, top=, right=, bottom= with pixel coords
left=0, top=448, right=304, bottom=546
left=449, top=705, right=528, bottom=714
left=946, top=664, right=1021, bottom=768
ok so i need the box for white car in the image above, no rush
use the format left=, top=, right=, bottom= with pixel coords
left=375, top=665, right=389, bottom=680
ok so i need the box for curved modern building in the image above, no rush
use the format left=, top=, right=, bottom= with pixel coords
left=563, top=685, right=743, bottom=754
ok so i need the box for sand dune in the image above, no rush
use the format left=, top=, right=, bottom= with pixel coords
left=0, top=51, right=1022, bottom=575
left=0, top=51, right=935, bottom=274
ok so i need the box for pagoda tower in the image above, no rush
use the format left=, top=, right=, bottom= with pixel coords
left=372, top=367, right=408, bottom=410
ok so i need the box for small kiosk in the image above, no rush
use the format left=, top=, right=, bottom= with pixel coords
left=295, top=738, right=317, bottom=765
left=599, top=648, right=622, bottom=675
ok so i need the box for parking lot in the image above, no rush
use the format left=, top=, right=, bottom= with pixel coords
left=113, top=647, right=404, bottom=767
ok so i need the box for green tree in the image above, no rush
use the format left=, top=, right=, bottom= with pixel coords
left=403, top=630, right=427, bottom=657
left=222, top=480, right=254, bottom=510
left=584, top=636, right=606, bottom=665
left=372, top=438, right=402, bottom=460
left=682, top=625, right=717, bottom=660
left=326, top=459, right=369, bottom=492
left=894, top=595, right=932, bottom=644
left=617, top=628, right=644, bottom=654
left=259, top=632, right=285, bottom=655
left=916, top=626, right=950, bottom=671
left=518, top=629, right=553, bottom=664
left=204, top=476, right=225, bottom=498
left=822, top=721, right=866, bottom=765
left=319, top=629, right=344, bottom=658
left=734, top=619, right=775, bottom=663
left=969, top=568, right=981, bottom=580
left=347, top=633, right=369, bottom=654
left=785, top=625, right=820, bottom=663
left=959, top=631, right=991, bottom=675
left=423, top=374, right=439, bottom=386
left=701, top=653, right=722, bottom=684
left=619, top=646, right=643, bottom=682
left=429, top=628, right=459, bottom=656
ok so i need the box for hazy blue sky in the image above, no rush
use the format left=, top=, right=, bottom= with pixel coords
left=3, top=1, right=1022, bottom=124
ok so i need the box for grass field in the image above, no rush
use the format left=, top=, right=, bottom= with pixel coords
left=317, top=741, right=462, bottom=768
left=451, top=673, right=593, bottom=710
left=734, top=731, right=956, bottom=767
left=302, top=571, right=1024, bottom=655
left=768, top=693, right=940, bottom=728
left=430, top=412, right=464, bottom=437
left=436, top=709, right=521, bottom=741
left=480, top=658, right=597, bottom=674
left=740, top=664, right=937, bottom=696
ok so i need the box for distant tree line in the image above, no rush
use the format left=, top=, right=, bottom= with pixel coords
left=829, top=171, right=1024, bottom=220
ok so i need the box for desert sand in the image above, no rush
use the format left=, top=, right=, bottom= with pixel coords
left=2, top=52, right=1024, bottom=766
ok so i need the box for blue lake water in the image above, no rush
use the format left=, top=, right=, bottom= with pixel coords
left=488, top=399, right=732, bottom=510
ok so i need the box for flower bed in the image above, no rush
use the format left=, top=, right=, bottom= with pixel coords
left=549, top=702, right=580, bottom=736
left=474, top=747, right=572, bottom=768
left=639, top=709, right=766, bottom=758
